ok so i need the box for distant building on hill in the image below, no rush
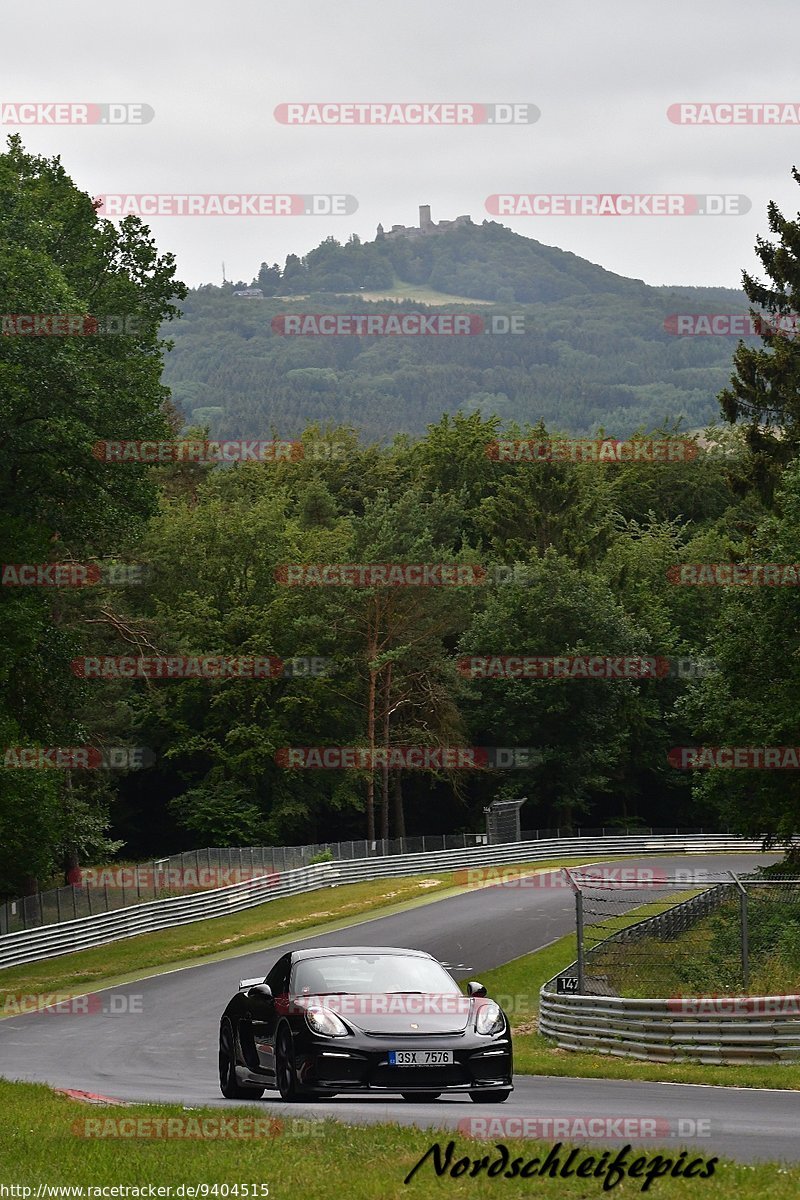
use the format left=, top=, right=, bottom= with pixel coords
left=377, top=205, right=473, bottom=242
left=232, top=287, right=264, bottom=298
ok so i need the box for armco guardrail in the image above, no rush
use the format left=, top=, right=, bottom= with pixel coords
left=0, top=833, right=767, bottom=971
left=538, top=989, right=800, bottom=1064
left=2, top=826, right=720, bottom=936
left=540, top=876, right=800, bottom=1064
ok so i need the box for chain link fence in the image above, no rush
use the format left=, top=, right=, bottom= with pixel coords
left=0, top=825, right=722, bottom=936
left=1, top=831, right=513, bottom=935
left=556, top=867, right=800, bottom=998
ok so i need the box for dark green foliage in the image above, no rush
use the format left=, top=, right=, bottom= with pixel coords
left=161, top=223, right=752, bottom=443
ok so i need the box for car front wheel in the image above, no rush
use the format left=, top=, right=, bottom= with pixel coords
left=276, top=1026, right=300, bottom=1101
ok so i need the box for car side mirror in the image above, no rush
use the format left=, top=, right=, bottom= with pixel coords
left=247, top=983, right=273, bottom=1003
left=466, top=981, right=487, bottom=997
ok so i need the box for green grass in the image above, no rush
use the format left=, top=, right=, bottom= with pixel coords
left=0, top=857, right=616, bottom=1009
left=0, top=1078, right=794, bottom=1198
left=336, top=283, right=494, bottom=305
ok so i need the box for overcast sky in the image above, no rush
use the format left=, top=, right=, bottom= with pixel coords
left=3, top=0, right=799, bottom=291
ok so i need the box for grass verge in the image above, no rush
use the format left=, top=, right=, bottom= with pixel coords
left=336, top=283, right=494, bottom=305
left=0, top=1078, right=794, bottom=1198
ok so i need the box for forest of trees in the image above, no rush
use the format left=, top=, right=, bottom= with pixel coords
left=3, top=136, right=800, bottom=896
left=162, top=225, right=753, bottom=443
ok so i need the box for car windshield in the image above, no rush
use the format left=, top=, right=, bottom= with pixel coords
left=291, top=954, right=462, bottom=996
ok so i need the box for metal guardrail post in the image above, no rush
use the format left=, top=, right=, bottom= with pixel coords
left=576, top=887, right=585, bottom=993
left=563, top=868, right=585, bottom=993
left=729, top=872, right=749, bottom=991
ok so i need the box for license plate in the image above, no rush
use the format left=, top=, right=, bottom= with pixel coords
left=387, top=1050, right=454, bottom=1066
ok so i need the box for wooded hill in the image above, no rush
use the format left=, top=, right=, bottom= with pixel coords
left=162, top=221, right=751, bottom=442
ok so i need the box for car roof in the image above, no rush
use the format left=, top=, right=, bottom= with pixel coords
left=289, top=946, right=434, bottom=961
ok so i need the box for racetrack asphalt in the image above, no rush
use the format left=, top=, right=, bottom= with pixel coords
left=2, top=852, right=798, bottom=1163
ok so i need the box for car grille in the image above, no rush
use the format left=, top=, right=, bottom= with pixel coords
left=370, top=1064, right=468, bottom=1088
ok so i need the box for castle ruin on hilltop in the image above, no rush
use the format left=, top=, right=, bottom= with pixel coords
left=376, top=205, right=473, bottom=242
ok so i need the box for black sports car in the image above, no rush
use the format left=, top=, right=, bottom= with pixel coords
left=218, top=945, right=513, bottom=1102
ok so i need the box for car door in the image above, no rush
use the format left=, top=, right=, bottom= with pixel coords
left=251, top=953, right=291, bottom=1077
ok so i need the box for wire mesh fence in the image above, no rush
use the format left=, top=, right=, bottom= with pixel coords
left=555, top=867, right=800, bottom=998
left=0, top=831, right=516, bottom=935
left=0, top=825, right=720, bottom=936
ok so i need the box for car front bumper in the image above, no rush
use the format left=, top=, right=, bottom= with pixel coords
left=294, top=1033, right=513, bottom=1094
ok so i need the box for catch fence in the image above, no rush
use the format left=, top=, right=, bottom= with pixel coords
left=0, top=825, right=720, bottom=936
left=555, top=868, right=800, bottom=997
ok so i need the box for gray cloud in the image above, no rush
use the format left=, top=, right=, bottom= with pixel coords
left=2, top=0, right=798, bottom=288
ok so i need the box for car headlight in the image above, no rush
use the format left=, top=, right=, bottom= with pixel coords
left=475, top=999, right=504, bottom=1035
left=305, top=1006, right=350, bottom=1037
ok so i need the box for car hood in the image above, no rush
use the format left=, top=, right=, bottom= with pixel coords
left=289, top=993, right=475, bottom=1035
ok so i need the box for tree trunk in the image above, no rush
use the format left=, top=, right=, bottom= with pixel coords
left=366, top=665, right=377, bottom=842
left=380, top=664, right=392, bottom=842
left=393, top=772, right=406, bottom=839
left=63, top=769, right=80, bottom=884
